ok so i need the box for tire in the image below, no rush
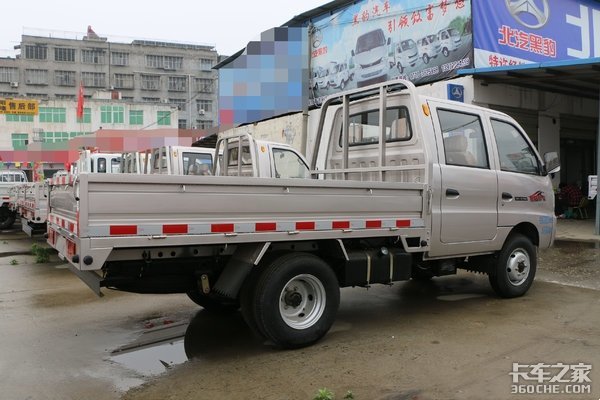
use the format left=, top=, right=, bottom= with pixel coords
left=251, top=253, right=340, bottom=349
left=340, top=79, right=345, bottom=90
left=0, top=207, right=16, bottom=230
left=240, top=264, right=268, bottom=339
left=411, top=262, right=433, bottom=281
left=488, top=234, right=537, bottom=298
left=397, top=62, right=404, bottom=74
left=442, top=47, right=449, bottom=57
left=422, top=54, right=430, bottom=64
left=186, top=289, right=239, bottom=313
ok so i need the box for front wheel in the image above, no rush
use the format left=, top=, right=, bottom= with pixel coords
left=442, top=47, right=450, bottom=57
left=397, top=62, right=404, bottom=74
left=251, top=253, right=340, bottom=348
left=488, top=234, right=536, bottom=298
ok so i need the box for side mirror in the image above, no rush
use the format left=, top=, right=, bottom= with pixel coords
left=544, top=151, right=560, bottom=175
left=351, top=49, right=355, bottom=57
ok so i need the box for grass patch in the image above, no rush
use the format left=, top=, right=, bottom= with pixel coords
left=31, top=243, right=51, bottom=263
left=10, top=259, right=18, bottom=265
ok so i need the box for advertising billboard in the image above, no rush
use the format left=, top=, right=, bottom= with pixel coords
left=309, top=0, right=473, bottom=105
left=474, top=0, right=600, bottom=67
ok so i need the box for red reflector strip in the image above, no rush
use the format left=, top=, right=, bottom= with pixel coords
left=256, top=222, right=277, bottom=232
left=396, top=219, right=411, bottom=228
left=110, top=225, right=138, bottom=235
left=66, top=240, right=76, bottom=257
left=296, top=221, right=315, bottom=230
left=211, top=223, right=235, bottom=233
left=332, top=221, right=350, bottom=229
left=163, top=224, right=188, bottom=234
left=366, top=220, right=382, bottom=229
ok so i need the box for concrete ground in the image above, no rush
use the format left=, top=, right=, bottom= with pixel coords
left=0, top=224, right=598, bottom=400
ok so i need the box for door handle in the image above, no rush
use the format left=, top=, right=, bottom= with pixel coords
left=446, top=188, right=460, bottom=197
left=502, top=192, right=513, bottom=201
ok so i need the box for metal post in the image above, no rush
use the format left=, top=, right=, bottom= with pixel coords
left=596, top=89, right=600, bottom=235
left=188, top=74, right=193, bottom=129
left=301, top=25, right=312, bottom=156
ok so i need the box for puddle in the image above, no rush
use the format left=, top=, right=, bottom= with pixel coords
left=436, top=293, right=485, bottom=302
left=108, top=310, right=264, bottom=379
left=110, top=320, right=188, bottom=377
left=553, top=240, right=600, bottom=249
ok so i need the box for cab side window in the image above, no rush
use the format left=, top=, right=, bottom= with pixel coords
left=272, top=148, right=310, bottom=179
left=491, top=119, right=540, bottom=175
left=438, top=109, right=489, bottom=169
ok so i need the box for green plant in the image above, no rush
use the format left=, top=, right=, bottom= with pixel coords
left=343, top=391, right=354, bottom=400
left=314, top=388, right=334, bottom=400
left=2, top=241, right=8, bottom=244
left=10, top=259, right=18, bottom=265
left=31, top=243, right=51, bottom=263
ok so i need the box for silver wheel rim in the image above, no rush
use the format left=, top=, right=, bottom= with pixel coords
left=279, top=274, right=326, bottom=330
left=506, top=248, right=530, bottom=286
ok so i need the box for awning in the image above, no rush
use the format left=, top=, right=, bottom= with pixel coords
left=458, top=58, right=600, bottom=100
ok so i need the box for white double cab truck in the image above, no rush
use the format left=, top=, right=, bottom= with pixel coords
left=47, top=80, right=558, bottom=349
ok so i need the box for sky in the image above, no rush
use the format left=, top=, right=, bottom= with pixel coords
left=0, top=0, right=328, bottom=57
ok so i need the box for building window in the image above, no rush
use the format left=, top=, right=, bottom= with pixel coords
left=25, top=45, right=47, bottom=60
left=40, top=131, right=70, bottom=143
left=25, top=69, right=48, bottom=85
left=55, top=94, right=76, bottom=100
left=196, top=78, right=213, bottom=93
left=129, top=110, right=143, bottom=125
left=101, top=105, right=124, bottom=124
left=114, top=73, right=134, bottom=89
left=142, top=97, right=160, bottom=103
left=196, top=99, right=212, bottom=113
left=54, top=48, right=75, bottom=62
left=157, top=111, right=171, bottom=125
left=146, top=55, right=163, bottom=68
left=77, top=108, right=91, bottom=124
left=164, top=56, right=183, bottom=70
left=82, top=72, right=105, bottom=87
left=55, top=70, right=76, bottom=86
left=178, top=119, right=187, bottom=129
left=0, top=67, right=18, bottom=83
left=111, top=52, right=129, bottom=66
left=6, top=114, right=34, bottom=122
left=200, top=58, right=213, bottom=70
left=81, top=49, right=106, bottom=64
left=196, top=120, right=212, bottom=129
left=168, top=76, right=186, bottom=91
left=141, top=74, right=160, bottom=90
left=169, top=98, right=186, bottom=111
left=39, top=107, right=66, bottom=123
left=25, top=93, right=48, bottom=100
left=12, top=133, right=29, bottom=150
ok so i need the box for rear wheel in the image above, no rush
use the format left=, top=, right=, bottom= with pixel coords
left=489, top=234, right=536, bottom=298
left=0, top=207, right=16, bottom=230
left=397, top=62, right=404, bottom=74
left=250, top=253, right=340, bottom=349
left=423, top=54, right=430, bottom=64
left=442, top=47, right=450, bottom=57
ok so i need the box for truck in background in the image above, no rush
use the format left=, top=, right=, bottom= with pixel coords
left=0, top=170, right=28, bottom=229
left=352, top=28, right=390, bottom=87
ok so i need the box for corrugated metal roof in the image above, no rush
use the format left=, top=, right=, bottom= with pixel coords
left=458, top=58, right=600, bottom=100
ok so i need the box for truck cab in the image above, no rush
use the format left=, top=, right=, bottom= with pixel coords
left=76, top=151, right=122, bottom=174
left=216, top=132, right=310, bottom=178
left=150, top=146, right=215, bottom=175
left=437, top=27, right=462, bottom=57
left=417, top=34, right=441, bottom=64
left=389, top=39, right=418, bottom=73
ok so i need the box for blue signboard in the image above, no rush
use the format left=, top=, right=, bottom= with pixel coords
left=447, top=83, right=464, bottom=102
left=474, top=0, right=600, bottom=67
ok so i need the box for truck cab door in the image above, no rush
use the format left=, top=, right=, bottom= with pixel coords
left=429, top=102, right=498, bottom=246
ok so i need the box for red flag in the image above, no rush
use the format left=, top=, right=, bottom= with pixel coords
left=76, top=81, right=84, bottom=119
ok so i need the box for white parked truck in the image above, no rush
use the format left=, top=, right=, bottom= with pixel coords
left=0, top=170, right=28, bottom=229
left=47, top=80, right=559, bottom=348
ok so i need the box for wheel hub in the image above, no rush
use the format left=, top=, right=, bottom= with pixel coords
left=285, top=291, right=303, bottom=308
left=279, top=274, right=326, bottom=330
left=506, top=249, right=530, bottom=286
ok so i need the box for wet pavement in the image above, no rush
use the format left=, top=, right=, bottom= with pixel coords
left=0, top=226, right=598, bottom=400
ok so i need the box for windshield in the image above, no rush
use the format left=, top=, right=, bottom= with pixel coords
left=448, top=28, right=460, bottom=37
left=356, top=29, right=385, bottom=54
left=427, top=34, right=437, bottom=42
left=401, top=40, right=415, bottom=51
